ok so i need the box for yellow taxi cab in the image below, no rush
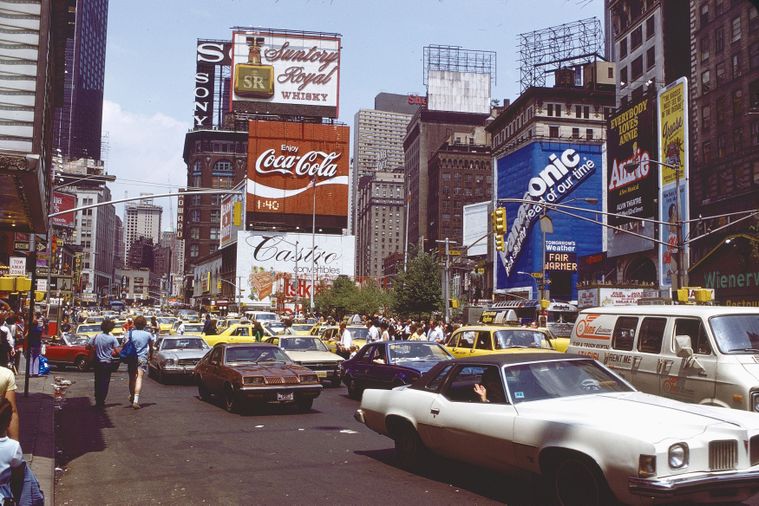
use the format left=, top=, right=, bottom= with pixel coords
left=290, top=323, right=314, bottom=336
left=112, top=320, right=126, bottom=336
left=320, top=325, right=370, bottom=353
left=74, top=323, right=102, bottom=338
left=444, top=325, right=561, bottom=358
left=157, top=317, right=177, bottom=335
left=202, top=324, right=263, bottom=347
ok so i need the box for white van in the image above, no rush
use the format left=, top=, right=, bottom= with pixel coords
left=567, top=305, right=759, bottom=412
left=244, top=310, right=279, bottom=323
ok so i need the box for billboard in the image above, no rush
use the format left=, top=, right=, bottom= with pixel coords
left=427, top=71, right=491, bottom=114
left=462, top=201, right=489, bottom=257
left=236, top=232, right=355, bottom=304
left=494, top=142, right=604, bottom=300
left=220, top=181, right=245, bottom=249
left=657, top=78, right=689, bottom=289
left=50, top=192, right=77, bottom=228
left=246, top=120, right=350, bottom=231
left=195, top=39, right=233, bottom=128
left=606, top=95, right=658, bottom=257
left=577, top=287, right=661, bottom=308
left=231, top=29, right=341, bottom=118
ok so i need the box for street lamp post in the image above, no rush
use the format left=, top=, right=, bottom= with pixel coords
left=435, top=238, right=458, bottom=323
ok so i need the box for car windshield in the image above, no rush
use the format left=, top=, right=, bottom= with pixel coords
left=709, top=314, right=759, bottom=353
left=547, top=311, right=578, bottom=324
left=225, top=347, right=291, bottom=364
left=291, top=324, right=312, bottom=332
left=348, top=327, right=370, bottom=339
left=158, top=318, right=175, bottom=325
left=161, top=338, right=208, bottom=351
left=70, top=336, right=91, bottom=346
left=265, top=322, right=286, bottom=332
left=387, top=342, right=451, bottom=363
left=504, top=359, right=633, bottom=403
left=77, top=325, right=100, bottom=333
left=494, top=330, right=551, bottom=349
left=279, top=338, right=329, bottom=352
left=183, top=324, right=204, bottom=333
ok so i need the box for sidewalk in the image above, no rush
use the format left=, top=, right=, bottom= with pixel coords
left=16, top=370, right=55, bottom=505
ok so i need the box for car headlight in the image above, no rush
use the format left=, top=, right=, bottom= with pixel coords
left=668, top=443, right=689, bottom=469
left=300, top=374, right=319, bottom=383
left=751, top=391, right=759, bottom=412
left=161, top=358, right=176, bottom=366
left=638, top=455, right=656, bottom=478
left=243, top=376, right=265, bottom=385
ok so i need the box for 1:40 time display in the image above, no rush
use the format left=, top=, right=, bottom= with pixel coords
left=256, top=199, right=280, bottom=211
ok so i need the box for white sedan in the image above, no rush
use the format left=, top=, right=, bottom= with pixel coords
left=355, top=353, right=759, bottom=505
left=264, top=336, right=344, bottom=387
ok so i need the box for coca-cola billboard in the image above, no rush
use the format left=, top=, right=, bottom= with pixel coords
left=246, top=120, right=349, bottom=231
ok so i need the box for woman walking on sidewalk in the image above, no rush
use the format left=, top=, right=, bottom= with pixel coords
left=90, top=320, right=119, bottom=408
left=125, top=316, right=155, bottom=409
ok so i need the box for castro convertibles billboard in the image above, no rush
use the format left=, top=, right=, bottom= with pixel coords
left=494, top=142, right=603, bottom=300
left=231, top=29, right=341, bottom=118
left=246, top=120, right=349, bottom=231
left=606, top=95, right=658, bottom=257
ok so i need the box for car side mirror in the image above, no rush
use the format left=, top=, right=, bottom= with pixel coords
left=674, top=335, right=694, bottom=358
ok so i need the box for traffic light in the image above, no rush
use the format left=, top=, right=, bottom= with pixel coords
left=493, top=207, right=507, bottom=234
left=495, top=234, right=505, bottom=252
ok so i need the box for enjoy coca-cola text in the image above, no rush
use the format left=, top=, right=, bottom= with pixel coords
left=255, top=148, right=342, bottom=178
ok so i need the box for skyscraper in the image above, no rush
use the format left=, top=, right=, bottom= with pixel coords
left=124, top=197, right=162, bottom=264
left=53, top=0, right=109, bottom=160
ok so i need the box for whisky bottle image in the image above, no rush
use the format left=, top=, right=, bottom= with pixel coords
left=234, top=36, right=274, bottom=98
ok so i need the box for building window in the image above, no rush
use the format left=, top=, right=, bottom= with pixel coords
left=646, top=15, right=655, bottom=39
left=750, top=80, right=759, bottom=110
left=190, top=227, right=199, bottom=240
left=210, top=210, right=220, bottom=223
left=571, top=128, right=580, bottom=139
left=700, top=3, right=709, bottom=26
left=190, top=244, right=199, bottom=258
left=575, top=105, right=581, bottom=118
left=209, top=228, right=219, bottom=240
left=716, top=95, right=726, bottom=122
left=716, top=0, right=724, bottom=14
left=555, top=104, right=561, bottom=117
left=620, top=66, right=628, bottom=87
left=701, top=37, right=710, bottom=62
left=212, top=160, right=233, bottom=176
left=583, top=105, right=589, bottom=118
left=731, top=53, right=741, bottom=79
left=192, top=160, right=202, bottom=175
left=702, top=105, right=711, bottom=132
left=717, top=134, right=727, bottom=157
left=732, top=89, right=743, bottom=118
left=751, top=5, right=759, bottom=31
left=586, top=128, right=594, bottom=140
left=631, top=56, right=643, bottom=80
left=702, top=141, right=712, bottom=163
left=630, top=26, right=642, bottom=50
left=731, top=16, right=741, bottom=42
left=751, top=121, right=759, bottom=146
left=549, top=126, right=559, bottom=137
left=751, top=41, right=759, bottom=69
left=619, top=38, right=628, bottom=58
left=190, top=210, right=200, bottom=223
left=733, top=128, right=744, bottom=152
left=701, top=70, right=711, bottom=93
left=716, top=61, right=727, bottom=82
left=643, top=47, right=655, bottom=71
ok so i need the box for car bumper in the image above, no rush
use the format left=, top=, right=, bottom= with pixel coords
left=354, top=408, right=365, bottom=424
left=238, top=384, right=322, bottom=402
left=629, top=468, right=759, bottom=501
left=160, top=366, right=197, bottom=375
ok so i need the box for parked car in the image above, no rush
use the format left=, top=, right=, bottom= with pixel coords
left=341, top=341, right=453, bottom=399
left=321, top=325, right=370, bottom=353
left=444, top=325, right=559, bottom=358
left=290, top=323, right=314, bottom=335
left=148, top=336, right=210, bottom=383
left=195, top=343, right=322, bottom=413
left=355, top=353, right=759, bottom=506
left=202, top=324, right=262, bottom=347
left=175, top=322, right=205, bottom=336
left=264, top=336, right=343, bottom=387
left=262, top=321, right=287, bottom=336
left=44, top=333, right=118, bottom=371
left=156, top=317, right=177, bottom=335
left=74, top=323, right=103, bottom=338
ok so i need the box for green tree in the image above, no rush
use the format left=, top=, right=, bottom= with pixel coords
left=392, top=251, right=442, bottom=319
left=314, top=275, right=356, bottom=320
left=353, top=278, right=390, bottom=316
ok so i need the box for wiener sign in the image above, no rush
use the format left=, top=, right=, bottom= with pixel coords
left=246, top=120, right=350, bottom=230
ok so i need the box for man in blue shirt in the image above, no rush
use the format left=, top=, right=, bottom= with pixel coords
left=89, top=320, right=119, bottom=408
left=126, top=316, right=155, bottom=409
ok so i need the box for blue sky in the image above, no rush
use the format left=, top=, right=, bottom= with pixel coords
left=102, top=0, right=603, bottom=226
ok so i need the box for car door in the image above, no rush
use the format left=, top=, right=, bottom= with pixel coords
left=44, top=337, right=69, bottom=364
left=426, top=364, right=515, bottom=469
left=661, top=318, right=717, bottom=403
left=630, top=317, right=668, bottom=395
left=364, top=344, right=394, bottom=389
left=448, top=330, right=476, bottom=358
left=202, top=347, right=225, bottom=394
left=471, top=331, right=494, bottom=356
left=347, top=344, right=373, bottom=385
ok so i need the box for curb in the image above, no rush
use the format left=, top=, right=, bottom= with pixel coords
left=18, top=375, right=55, bottom=505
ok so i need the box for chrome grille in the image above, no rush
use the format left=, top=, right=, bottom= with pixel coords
left=177, top=359, right=198, bottom=366
left=303, top=362, right=338, bottom=371
left=751, top=435, right=759, bottom=467
left=264, top=376, right=299, bottom=385
left=709, top=440, right=738, bottom=471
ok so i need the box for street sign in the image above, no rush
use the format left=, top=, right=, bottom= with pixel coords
left=9, top=257, right=25, bottom=276
left=449, top=249, right=462, bottom=256
left=36, top=279, right=47, bottom=292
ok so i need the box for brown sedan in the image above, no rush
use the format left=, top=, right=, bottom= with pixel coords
left=195, top=343, right=323, bottom=413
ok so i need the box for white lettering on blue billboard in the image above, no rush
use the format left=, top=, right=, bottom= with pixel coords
left=502, top=148, right=595, bottom=277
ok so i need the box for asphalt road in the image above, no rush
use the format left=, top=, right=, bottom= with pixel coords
left=54, top=369, right=545, bottom=505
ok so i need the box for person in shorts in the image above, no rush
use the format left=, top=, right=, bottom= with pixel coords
left=90, top=320, right=119, bottom=408
left=125, top=316, right=155, bottom=409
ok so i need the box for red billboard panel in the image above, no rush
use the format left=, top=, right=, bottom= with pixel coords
left=50, top=192, right=77, bottom=228
left=246, top=120, right=349, bottom=232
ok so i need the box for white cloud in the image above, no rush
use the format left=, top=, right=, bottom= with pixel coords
left=102, top=100, right=190, bottom=228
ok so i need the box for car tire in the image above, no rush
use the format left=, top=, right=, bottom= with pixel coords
left=393, top=423, right=426, bottom=469
left=552, top=456, right=612, bottom=506
left=330, top=376, right=341, bottom=388
left=147, top=365, right=155, bottom=378
left=346, top=377, right=363, bottom=400
left=197, top=380, right=211, bottom=402
left=156, top=368, right=165, bottom=384
left=296, top=397, right=313, bottom=412
left=223, top=384, right=240, bottom=413
left=74, top=356, right=89, bottom=372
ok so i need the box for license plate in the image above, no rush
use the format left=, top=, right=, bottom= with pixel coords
left=276, top=392, right=294, bottom=401
left=316, top=371, right=327, bottom=378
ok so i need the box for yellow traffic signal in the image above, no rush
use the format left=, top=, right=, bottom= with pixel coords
left=493, top=207, right=507, bottom=234
left=495, top=234, right=505, bottom=252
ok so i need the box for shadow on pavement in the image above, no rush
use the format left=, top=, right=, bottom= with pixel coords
left=56, top=397, right=112, bottom=466
left=355, top=448, right=548, bottom=506
left=18, top=393, right=56, bottom=461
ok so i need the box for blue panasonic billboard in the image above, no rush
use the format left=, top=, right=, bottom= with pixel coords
left=495, top=141, right=604, bottom=301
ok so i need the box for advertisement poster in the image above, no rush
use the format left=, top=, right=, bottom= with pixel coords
left=231, top=30, right=341, bottom=118
left=657, top=78, right=689, bottom=289
left=606, top=96, right=658, bottom=257
left=50, top=192, right=77, bottom=228
left=246, top=120, right=350, bottom=231
left=577, top=287, right=661, bottom=308
left=219, top=181, right=245, bottom=249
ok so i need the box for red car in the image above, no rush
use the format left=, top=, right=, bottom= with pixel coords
left=44, top=333, right=120, bottom=371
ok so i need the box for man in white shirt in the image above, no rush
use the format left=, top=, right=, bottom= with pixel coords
left=428, top=319, right=444, bottom=343
left=367, top=319, right=380, bottom=343
left=338, top=322, right=352, bottom=358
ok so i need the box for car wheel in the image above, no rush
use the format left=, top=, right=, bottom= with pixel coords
left=147, top=365, right=155, bottom=378
left=197, top=380, right=211, bottom=402
left=393, top=423, right=426, bottom=469
left=330, top=376, right=341, bottom=388
left=156, top=368, right=165, bottom=384
left=223, top=384, right=240, bottom=413
left=552, top=456, right=612, bottom=506
left=295, top=397, right=313, bottom=412
left=346, top=377, right=363, bottom=400
left=74, top=356, right=89, bottom=372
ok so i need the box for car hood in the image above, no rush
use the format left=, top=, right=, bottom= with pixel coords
left=229, top=363, right=312, bottom=376
left=733, top=355, right=759, bottom=381
left=285, top=350, right=342, bottom=363
left=159, top=349, right=208, bottom=360
left=517, top=392, right=759, bottom=442
left=390, top=359, right=443, bottom=373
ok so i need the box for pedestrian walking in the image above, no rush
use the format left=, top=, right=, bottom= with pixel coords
left=379, top=321, right=390, bottom=341
left=367, top=319, right=380, bottom=343
left=176, top=319, right=185, bottom=335
left=90, top=320, right=119, bottom=408
left=26, top=313, right=43, bottom=377
left=0, top=317, right=13, bottom=371
left=150, top=316, right=159, bottom=336
left=252, top=320, right=265, bottom=342
left=0, top=362, right=18, bottom=440
left=125, top=316, right=155, bottom=409
left=337, top=321, right=352, bottom=358
left=0, top=398, right=23, bottom=503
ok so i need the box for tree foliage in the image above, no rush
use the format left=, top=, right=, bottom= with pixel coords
left=314, top=276, right=390, bottom=319
left=391, top=251, right=442, bottom=319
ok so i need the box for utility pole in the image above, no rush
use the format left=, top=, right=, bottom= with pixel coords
left=435, top=238, right=457, bottom=324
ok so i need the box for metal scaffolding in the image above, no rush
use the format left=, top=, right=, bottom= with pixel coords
left=423, top=44, right=497, bottom=86
left=518, top=17, right=604, bottom=92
